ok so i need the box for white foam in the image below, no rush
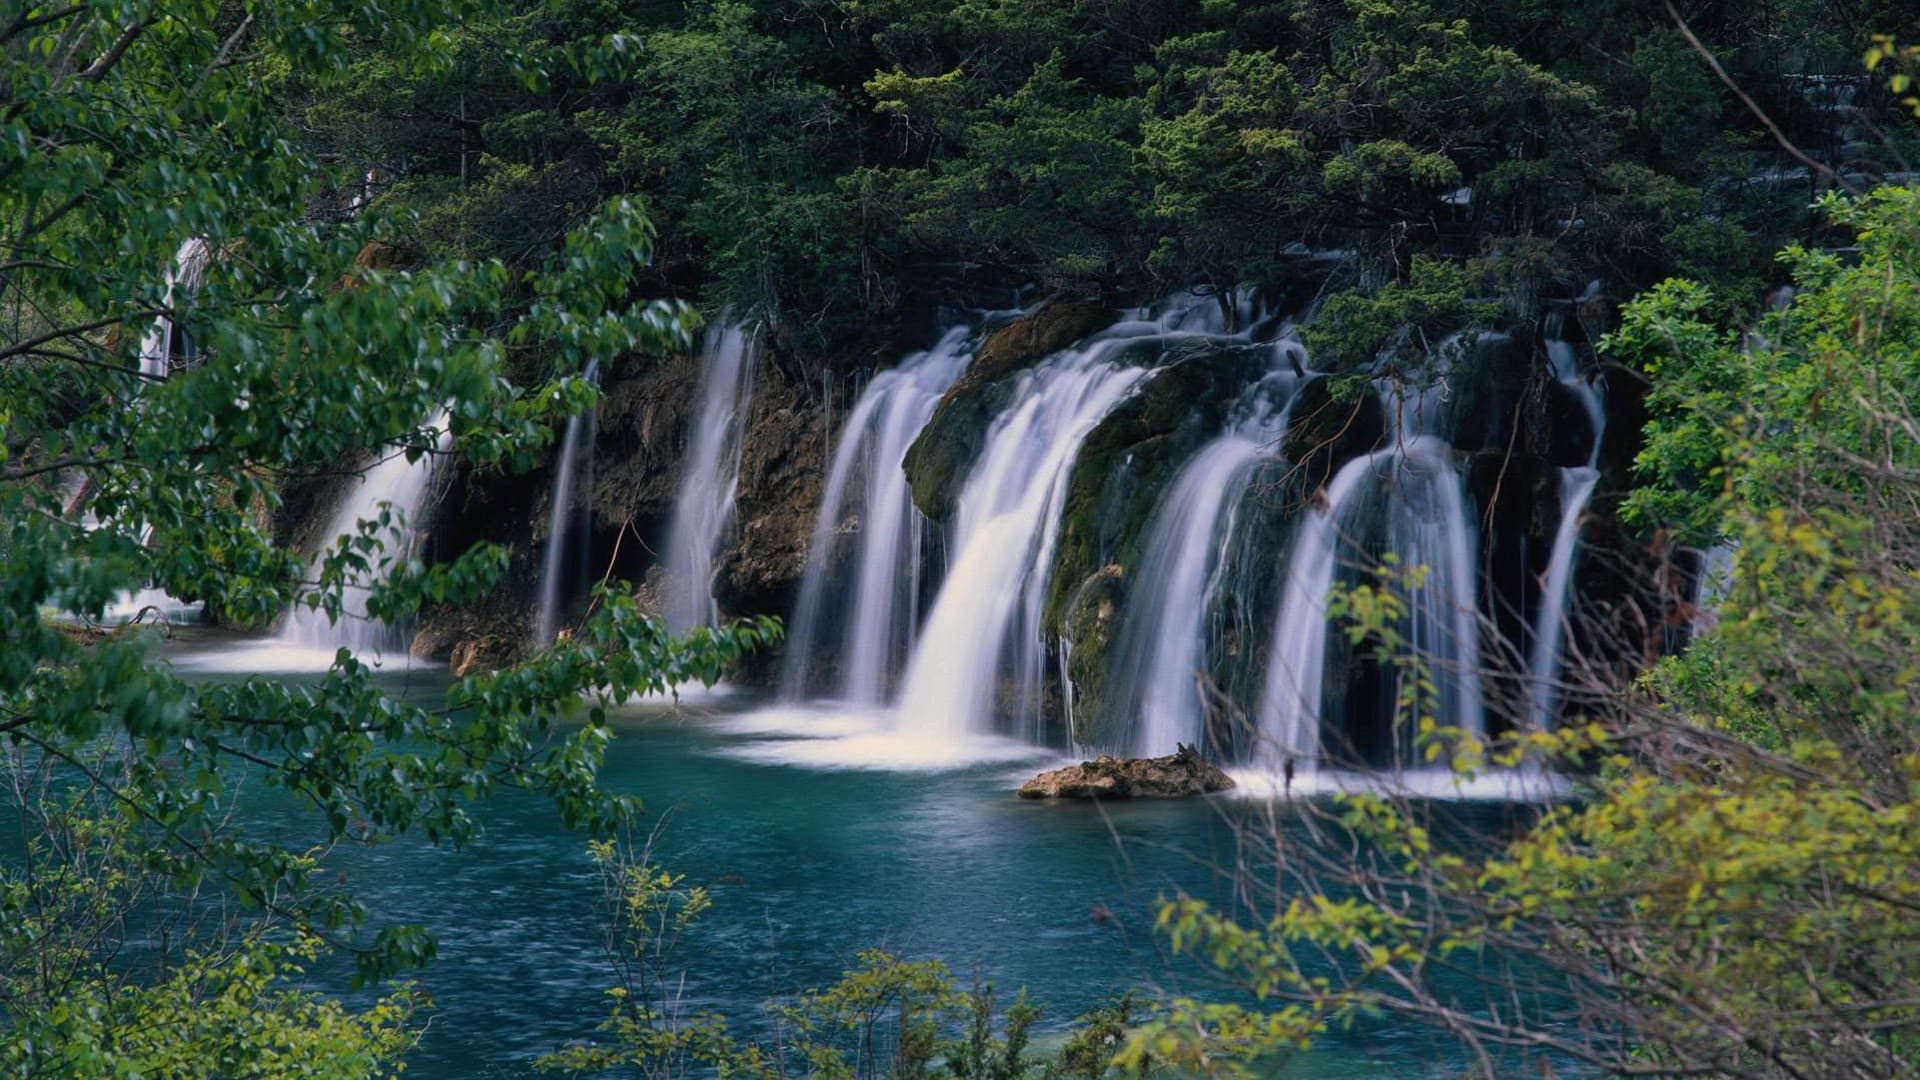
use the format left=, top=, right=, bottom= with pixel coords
left=710, top=703, right=1052, bottom=771
left=1224, top=765, right=1572, bottom=803
left=623, top=681, right=738, bottom=707
left=166, top=640, right=431, bottom=675
left=713, top=701, right=888, bottom=738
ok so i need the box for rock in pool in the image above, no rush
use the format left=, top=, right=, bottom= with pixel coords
left=1017, top=744, right=1235, bottom=799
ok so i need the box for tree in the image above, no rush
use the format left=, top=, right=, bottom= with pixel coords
left=1123, top=184, right=1920, bottom=1078
left=1, top=0, right=773, bottom=1068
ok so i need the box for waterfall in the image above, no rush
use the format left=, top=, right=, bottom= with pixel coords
left=781, top=327, right=972, bottom=703
left=1110, top=435, right=1269, bottom=755
left=1257, top=434, right=1485, bottom=769
left=1258, top=452, right=1376, bottom=765
left=533, top=360, right=602, bottom=646
left=1524, top=316, right=1607, bottom=728
left=138, top=239, right=210, bottom=380
left=894, top=341, right=1151, bottom=742
left=93, top=240, right=214, bottom=624
left=280, top=409, right=454, bottom=655
left=1107, top=363, right=1304, bottom=756
left=660, top=322, right=758, bottom=633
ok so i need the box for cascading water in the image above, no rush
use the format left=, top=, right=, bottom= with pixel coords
left=1257, top=366, right=1486, bottom=774
left=781, top=327, right=973, bottom=703
left=533, top=360, right=602, bottom=646
left=893, top=339, right=1153, bottom=743
left=734, top=284, right=1590, bottom=782
left=97, top=239, right=214, bottom=624
left=1107, top=359, right=1305, bottom=757
left=1524, top=310, right=1606, bottom=728
left=138, top=238, right=210, bottom=380
left=660, top=322, right=758, bottom=633
left=280, top=409, right=454, bottom=655
left=1258, top=452, right=1375, bottom=766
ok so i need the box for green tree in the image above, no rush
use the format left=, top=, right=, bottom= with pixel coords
left=1, top=0, right=773, bottom=1069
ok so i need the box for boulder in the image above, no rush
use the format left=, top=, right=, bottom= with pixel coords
left=447, top=634, right=517, bottom=677
left=903, top=300, right=1121, bottom=519
left=1017, top=744, right=1236, bottom=799
left=956, top=299, right=1122, bottom=400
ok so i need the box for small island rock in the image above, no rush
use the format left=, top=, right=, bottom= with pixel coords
left=1017, top=744, right=1235, bottom=800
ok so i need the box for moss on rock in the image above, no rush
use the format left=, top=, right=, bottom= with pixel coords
left=902, top=300, right=1120, bottom=519
left=1044, top=342, right=1276, bottom=742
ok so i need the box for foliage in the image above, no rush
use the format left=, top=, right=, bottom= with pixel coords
left=1, top=0, right=774, bottom=1070
left=1297, top=256, right=1497, bottom=375
left=294, top=0, right=1911, bottom=360
left=0, top=789, right=421, bottom=1077
left=1123, top=184, right=1920, bottom=1077
left=1613, top=184, right=1920, bottom=541
left=1867, top=36, right=1920, bottom=118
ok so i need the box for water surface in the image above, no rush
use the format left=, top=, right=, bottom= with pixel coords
left=160, top=635, right=1561, bottom=1078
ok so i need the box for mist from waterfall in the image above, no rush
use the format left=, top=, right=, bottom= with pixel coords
left=660, top=322, right=758, bottom=633
left=781, top=327, right=973, bottom=703
left=1525, top=309, right=1606, bottom=728
left=533, top=360, right=602, bottom=646
left=280, top=409, right=454, bottom=655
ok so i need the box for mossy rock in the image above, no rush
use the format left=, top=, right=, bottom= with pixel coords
left=1059, top=565, right=1128, bottom=750
left=1044, top=343, right=1275, bottom=637
left=1281, top=375, right=1386, bottom=493
left=1200, top=461, right=1302, bottom=760
left=1043, top=343, right=1278, bottom=746
left=903, top=300, right=1120, bottom=519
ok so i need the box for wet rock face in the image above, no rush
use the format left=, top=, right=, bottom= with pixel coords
left=903, top=300, right=1121, bottom=519
left=411, top=595, right=532, bottom=673
left=1017, top=744, right=1235, bottom=799
left=1281, top=375, right=1386, bottom=495
left=446, top=634, right=519, bottom=677
left=714, top=358, right=825, bottom=622
left=1059, top=565, right=1125, bottom=744
left=591, top=348, right=706, bottom=538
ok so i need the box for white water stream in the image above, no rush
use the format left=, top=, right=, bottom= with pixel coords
left=781, top=327, right=973, bottom=703
left=279, top=408, right=454, bottom=656
left=660, top=323, right=758, bottom=632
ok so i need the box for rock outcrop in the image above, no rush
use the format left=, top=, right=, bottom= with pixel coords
left=714, top=358, right=826, bottom=622
left=1281, top=374, right=1386, bottom=494
left=1017, top=744, right=1235, bottom=799
left=903, top=300, right=1120, bottom=519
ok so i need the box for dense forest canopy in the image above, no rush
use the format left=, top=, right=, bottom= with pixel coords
left=296, top=0, right=1916, bottom=359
